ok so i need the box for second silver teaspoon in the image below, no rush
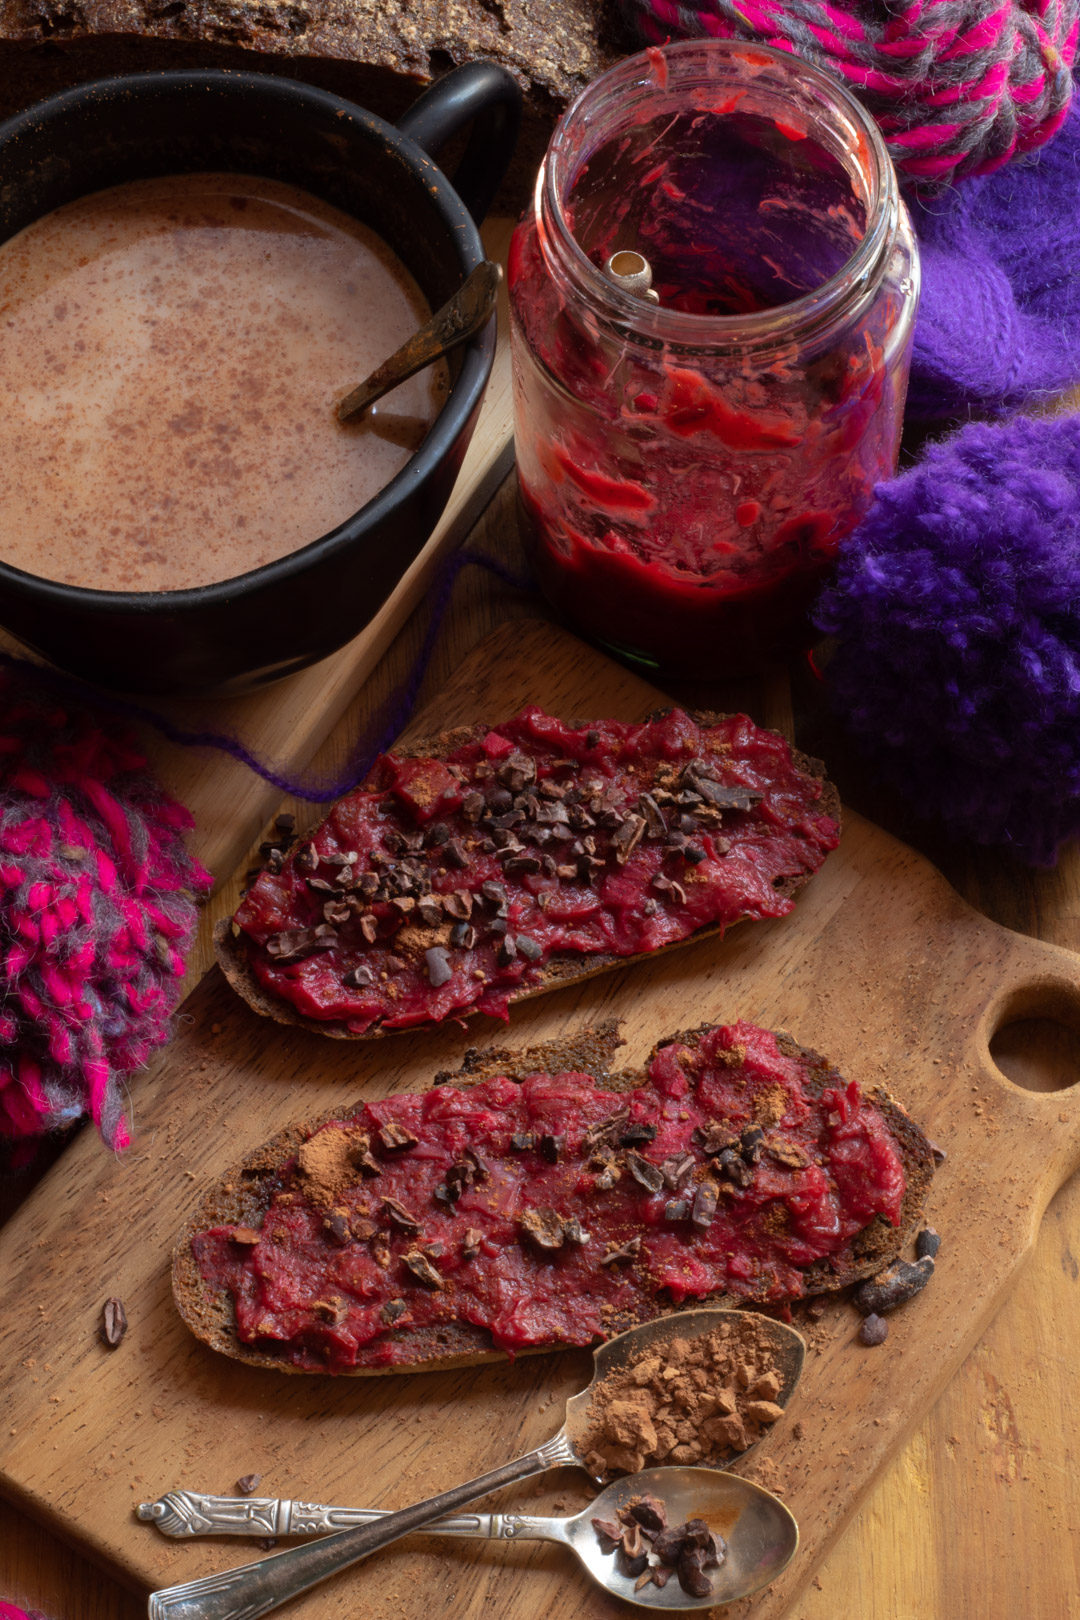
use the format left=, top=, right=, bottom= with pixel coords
left=139, top=1466, right=798, bottom=1612
left=146, top=1306, right=804, bottom=1620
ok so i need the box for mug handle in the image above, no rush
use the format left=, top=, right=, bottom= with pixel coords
left=396, top=60, right=523, bottom=227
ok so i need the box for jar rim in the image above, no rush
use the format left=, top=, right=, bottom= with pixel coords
left=538, top=38, right=901, bottom=352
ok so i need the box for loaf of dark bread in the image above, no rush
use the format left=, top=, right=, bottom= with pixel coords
left=172, top=1020, right=937, bottom=1376
left=0, top=1, right=630, bottom=207
left=215, top=707, right=842, bottom=1041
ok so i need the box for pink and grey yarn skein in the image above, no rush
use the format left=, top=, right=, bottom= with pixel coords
left=0, top=669, right=210, bottom=1149
left=620, top=0, right=1078, bottom=186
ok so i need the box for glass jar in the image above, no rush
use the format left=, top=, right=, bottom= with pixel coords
left=508, top=39, right=919, bottom=677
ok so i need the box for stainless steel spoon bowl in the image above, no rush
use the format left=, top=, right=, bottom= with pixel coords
left=147, top=1306, right=804, bottom=1620
left=139, top=1466, right=798, bottom=1611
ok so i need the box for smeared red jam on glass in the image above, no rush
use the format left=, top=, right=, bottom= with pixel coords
left=508, top=42, right=919, bottom=676
left=191, top=1023, right=906, bottom=1371
left=231, top=708, right=838, bottom=1034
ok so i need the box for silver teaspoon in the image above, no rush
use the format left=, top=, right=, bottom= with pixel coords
left=139, top=1467, right=798, bottom=1612
left=146, top=1306, right=804, bottom=1620
left=335, top=259, right=501, bottom=423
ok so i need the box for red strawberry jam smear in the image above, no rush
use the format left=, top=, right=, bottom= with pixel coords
left=192, top=1023, right=907, bottom=1372
left=232, top=708, right=839, bottom=1034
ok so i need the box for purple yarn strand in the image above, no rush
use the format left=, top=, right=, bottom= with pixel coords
left=0, top=550, right=534, bottom=805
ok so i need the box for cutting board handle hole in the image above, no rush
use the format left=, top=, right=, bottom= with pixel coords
left=989, top=981, right=1080, bottom=1094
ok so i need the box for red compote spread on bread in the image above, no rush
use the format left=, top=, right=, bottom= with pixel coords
left=229, top=708, right=839, bottom=1034
left=189, top=1023, right=907, bottom=1372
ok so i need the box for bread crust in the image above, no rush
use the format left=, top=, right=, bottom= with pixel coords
left=215, top=711, right=842, bottom=1041
left=172, top=1021, right=935, bottom=1377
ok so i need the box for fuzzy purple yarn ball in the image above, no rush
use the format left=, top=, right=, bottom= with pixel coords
left=815, top=412, right=1080, bottom=864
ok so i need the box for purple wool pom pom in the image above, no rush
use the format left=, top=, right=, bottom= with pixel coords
left=815, top=413, right=1080, bottom=865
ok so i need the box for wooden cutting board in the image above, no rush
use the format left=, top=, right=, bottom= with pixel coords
left=2, top=620, right=1080, bottom=1620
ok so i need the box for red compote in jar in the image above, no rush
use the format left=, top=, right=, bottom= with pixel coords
left=508, top=40, right=919, bottom=676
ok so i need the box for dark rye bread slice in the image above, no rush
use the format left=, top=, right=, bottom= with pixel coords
left=172, top=1021, right=936, bottom=1376
left=214, top=711, right=842, bottom=1041
left=0, top=1, right=632, bottom=209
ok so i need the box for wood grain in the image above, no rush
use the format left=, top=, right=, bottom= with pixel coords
left=3, top=619, right=1080, bottom=1619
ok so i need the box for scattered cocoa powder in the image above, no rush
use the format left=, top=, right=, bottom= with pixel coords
left=295, top=1124, right=368, bottom=1208
left=581, top=1316, right=790, bottom=1478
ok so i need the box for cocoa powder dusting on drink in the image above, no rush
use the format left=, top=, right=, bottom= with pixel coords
left=581, top=1316, right=788, bottom=1478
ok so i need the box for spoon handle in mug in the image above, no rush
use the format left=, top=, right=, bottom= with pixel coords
left=336, top=260, right=501, bottom=423
left=146, top=1432, right=579, bottom=1620
left=138, top=1489, right=566, bottom=1545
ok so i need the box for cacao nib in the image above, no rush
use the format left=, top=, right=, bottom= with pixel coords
left=740, top=1126, right=765, bottom=1163
left=661, top=1151, right=695, bottom=1188
left=619, top=1121, right=658, bottom=1146
left=265, top=927, right=335, bottom=963
left=378, top=1121, right=418, bottom=1153
left=693, top=779, right=763, bottom=812
left=381, top=1196, right=421, bottom=1234
left=626, top=1495, right=668, bottom=1533
left=99, top=1297, right=127, bottom=1349
left=322, top=1211, right=351, bottom=1246
left=380, top=1298, right=408, bottom=1325
left=402, top=1250, right=444, bottom=1289
left=600, top=1237, right=641, bottom=1266
left=539, top=1132, right=565, bottom=1163
left=853, top=1256, right=934, bottom=1315
left=461, top=1228, right=482, bottom=1261
left=612, top=815, right=646, bottom=862
left=719, top=1149, right=755, bottom=1188
left=425, top=946, right=453, bottom=988
left=915, top=1227, right=941, bottom=1260
left=518, top=1207, right=566, bottom=1250
left=625, top=1152, right=665, bottom=1194
left=678, top=1548, right=714, bottom=1598
left=347, top=1137, right=382, bottom=1177
left=592, top=1516, right=622, bottom=1552
left=691, top=1181, right=718, bottom=1229
left=859, top=1312, right=889, bottom=1346
left=584, top=1109, right=629, bottom=1149
left=695, top=1124, right=739, bottom=1156
left=562, top=1217, right=590, bottom=1246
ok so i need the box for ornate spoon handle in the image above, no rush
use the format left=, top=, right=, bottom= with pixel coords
left=138, top=1489, right=563, bottom=1544
left=147, top=1431, right=579, bottom=1620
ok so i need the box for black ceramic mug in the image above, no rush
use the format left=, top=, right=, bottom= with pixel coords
left=0, top=63, right=520, bottom=694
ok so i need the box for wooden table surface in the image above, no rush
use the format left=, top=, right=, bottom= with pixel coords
left=2, top=475, right=1079, bottom=1619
